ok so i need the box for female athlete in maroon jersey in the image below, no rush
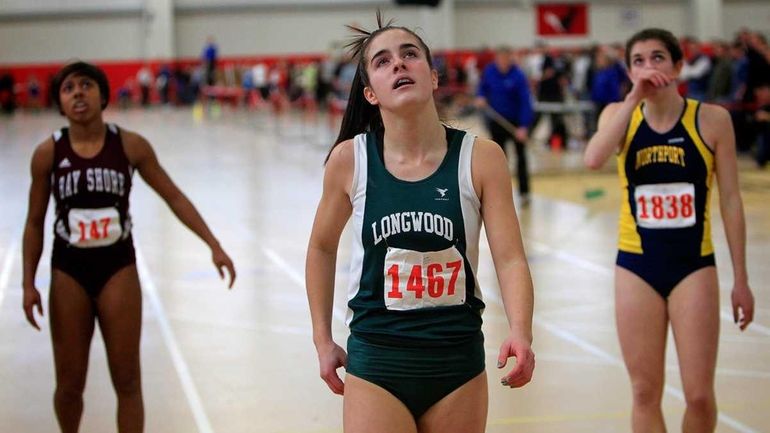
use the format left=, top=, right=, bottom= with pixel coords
left=22, top=61, right=236, bottom=433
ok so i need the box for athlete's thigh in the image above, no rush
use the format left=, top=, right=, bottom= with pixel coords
left=417, top=371, right=487, bottom=433
left=667, top=267, right=719, bottom=394
left=615, top=267, right=668, bottom=384
left=343, top=374, right=417, bottom=433
left=95, top=265, right=142, bottom=373
left=49, top=270, right=97, bottom=382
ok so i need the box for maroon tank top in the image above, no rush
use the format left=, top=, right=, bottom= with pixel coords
left=51, top=124, right=133, bottom=248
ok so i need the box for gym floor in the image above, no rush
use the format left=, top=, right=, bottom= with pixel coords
left=0, top=106, right=767, bottom=432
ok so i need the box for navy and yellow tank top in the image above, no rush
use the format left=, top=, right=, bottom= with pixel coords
left=51, top=124, right=134, bottom=249
left=346, top=127, right=484, bottom=345
left=617, top=98, right=715, bottom=258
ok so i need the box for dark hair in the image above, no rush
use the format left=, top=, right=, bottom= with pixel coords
left=50, top=61, right=110, bottom=115
left=326, top=11, right=434, bottom=163
left=624, top=28, right=683, bottom=68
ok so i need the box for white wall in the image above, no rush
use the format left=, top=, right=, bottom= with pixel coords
left=0, top=16, right=145, bottom=64
left=1, top=0, right=768, bottom=64
left=0, top=0, right=140, bottom=14
left=724, top=1, right=770, bottom=39
left=175, top=6, right=424, bottom=58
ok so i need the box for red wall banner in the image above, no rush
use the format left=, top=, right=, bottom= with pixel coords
left=537, top=3, right=589, bottom=36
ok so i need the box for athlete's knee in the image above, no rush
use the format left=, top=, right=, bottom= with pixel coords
left=630, top=379, right=664, bottom=407
left=110, top=365, right=142, bottom=397
left=54, top=383, right=85, bottom=405
left=684, top=389, right=716, bottom=415
left=55, top=365, right=88, bottom=396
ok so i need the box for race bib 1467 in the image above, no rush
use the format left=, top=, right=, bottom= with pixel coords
left=383, top=245, right=466, bottom=311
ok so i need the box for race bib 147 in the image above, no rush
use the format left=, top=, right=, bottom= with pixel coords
left=68, top=207, right=122, bottom=248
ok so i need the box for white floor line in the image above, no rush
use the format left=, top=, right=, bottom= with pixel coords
left=0, top=238, right=19, bottom=310
left=487, top=249, right=759, bottom=433
left=261, top=246, right=347, bottom=324
left=539, top=301, right=614, bottom=317
left=528, top=240, right=613, bottom=276
left=135, top=246, right=214, bottom=433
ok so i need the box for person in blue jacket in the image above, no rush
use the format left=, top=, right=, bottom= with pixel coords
left=476, top=46, right=535, bottom=204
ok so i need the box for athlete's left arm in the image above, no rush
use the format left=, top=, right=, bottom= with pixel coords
left=473, top=137, right=535, bottom=388
left=122, top=130, right=236, bottom=288
left=703, top=104, right=754, bottom=330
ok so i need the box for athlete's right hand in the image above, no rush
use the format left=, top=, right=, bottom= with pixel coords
left=316, top=340, right=347, bottom=395
left=22, top=287, right=44, bottom=331
left=626, top=69, right=676, bottom=103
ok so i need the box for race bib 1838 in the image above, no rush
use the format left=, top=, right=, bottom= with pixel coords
left=634, top=182, right=696, bottom=229
left=68, top=207, right=122, bottom=248
left=383, top=245, right=466, bottom=311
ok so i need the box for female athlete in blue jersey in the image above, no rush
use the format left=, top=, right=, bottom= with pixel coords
left=585, top=29, right=754, bottom=432
left=305, top=12, right=534, bottom=433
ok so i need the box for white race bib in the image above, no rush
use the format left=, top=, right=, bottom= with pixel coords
left=383, top=245, right=466, bottom=311
left=68, top=207, right=122, bottom=248
left=634, top=182, right=696, bottom=229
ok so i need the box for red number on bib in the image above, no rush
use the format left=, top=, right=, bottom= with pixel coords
left=651, top=195, right=664, bottom=219
left=665, top=195, right=678, bottom=218
left=386, top=260, right=464, bottom=299
left=387, top=264, right=402, bottom=298
left=446, top=260, right=462, bottom=296
left=406, top=265, right=425, bottom=299
left=426, top=263, right=444, bottom=297
left=681, top=194, right=693, bottom=218
left=637, top=196, right=649, bottom=219
left=78, top=217, right=113, bottom=242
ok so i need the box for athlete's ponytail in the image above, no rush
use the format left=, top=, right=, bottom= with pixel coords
left=325, top=11, right=433, bottom=163
left=330, top=67, right=383, bottom=158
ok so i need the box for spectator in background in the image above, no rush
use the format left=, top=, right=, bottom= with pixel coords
left=570, top=46, right=593, bottom=101
left=727, top=40, right=752, bottom=151
left=156, top=65, right=172, bottom=105
left=752, top=81, right=770, bottom=168
left=202, top=36, right=218, bottom=86
left=476, top=46, right=535, bottom=204
left=251, top=62, right=269, bottom=102
left=27, top=74, right=42, bottom=110
left=117, top=79, right=134, bottom=109
left=742, top=31, right=770, bottom=106
left=0, top=71, right=16, bottom=114
left=536, top=45, right=569, bottom=150
left=590, top=46, right=624, bottom=116
left=707, top=41, right=733, bottom=103
left=680, top=37, right=712, bottom=101
left=136, top=65, right=153, bottom=107
left=729, top=41, right=748, bottom=103
left=174, top=66, right=194, bottom=105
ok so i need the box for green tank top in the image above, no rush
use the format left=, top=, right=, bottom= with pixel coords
left=345, top=127, right=485, bottom=346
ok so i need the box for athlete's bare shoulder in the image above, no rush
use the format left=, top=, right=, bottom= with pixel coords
left=697, top=102, right=732, bottom=151
left=117, top=127, right=154, bottom=165
left=325, top=139, right=355, bottom=195
left=327, top=139, right=355, bottom=166
left=30, top=136, right=55, bottom=175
